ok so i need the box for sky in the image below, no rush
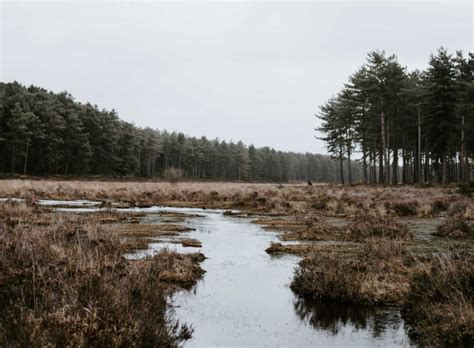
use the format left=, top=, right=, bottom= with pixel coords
left=1, top=1, right=472, bottom=154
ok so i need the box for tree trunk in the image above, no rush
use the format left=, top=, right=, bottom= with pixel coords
left=137, top=151, right=141, bottom=176
left=339, top=146, right=344, bottom=185
left=392, top=148, right=398, bottom=185
left=361, top=109, right=368, bottom=184
left=417, top=105, right=422, bottom=183
left=23, top=141, right=29, bottom=175
left=460, top=114, right=465, bottom=182
left=362, top=148, right=368, bottom=184
left=402, top=136, right=406, bottom=184
left=424, top=139, right=430, bottom=182
left=11, top=145, right=16, bottom=175
left=347, top=146, right=352, bottom=185
left=386, top=122, right=391, bottom=184
left=392, top=115, right=398, bottom=184
left=380, top=109, right=386, bottom=184
left=369, top=150, right=373, bottom=184
left=442, top=156, right=447, bottom=184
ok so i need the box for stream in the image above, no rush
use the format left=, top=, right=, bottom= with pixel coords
left=35, top=201, right=413, bottom=346
left=127, top=207, right=411, bottom=347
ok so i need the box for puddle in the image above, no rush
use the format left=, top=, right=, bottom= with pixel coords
left=35, top=199, right=102, bottom=207
left=400, top=217, right=442, bottom=241
left=0, top=197, right=25, bottom=203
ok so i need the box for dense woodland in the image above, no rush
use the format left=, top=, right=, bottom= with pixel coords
left=0, top=82, right=361, bottom=182
left=2, top=48, right=470, bottom=185
left=318, top=48, right=473, bottom=184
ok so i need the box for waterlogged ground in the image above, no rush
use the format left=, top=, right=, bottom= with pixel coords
left=160, top=209, right=411, bottom=347
left=2, top=199, right=413, bottom=346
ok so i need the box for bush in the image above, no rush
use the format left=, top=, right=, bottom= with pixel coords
left=164, top=167, right=184, bottom=184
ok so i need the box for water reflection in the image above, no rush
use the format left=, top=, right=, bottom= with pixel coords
left=294, top=295, right=412, bottom=343
left=51, top=203, right=413, bottom=346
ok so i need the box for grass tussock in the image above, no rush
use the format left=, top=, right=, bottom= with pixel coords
left=0, top=203, right=204, bottom=347
left=402, top=252, right=474, bottom=346
left=291, top=237, right=412, bottom=305
left=181, top=238, right=202, bottom=248
left=265, top=242, right=316, bottom=256
left=387, top=200, right=418, bottom=216
left=433, top=215, right=474, bottom=238
left=346, top=213, right=412, bottom=241
left=102, top=218, right=196, bottom=252
left=255, top=215, right=339, bottom=242
left=282, top=216, right=334, bottom=241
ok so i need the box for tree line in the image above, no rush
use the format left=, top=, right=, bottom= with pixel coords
left=0, top=82, right=361, bottom=182
left=317, top=48, right=473, bottom=185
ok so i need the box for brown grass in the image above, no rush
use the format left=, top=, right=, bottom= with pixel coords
left=0, top=179, right=472, bottom=218
left=1, top=179, right=473, bottom=346
left=256, top=215, right=339, bottom=241
left=291, top=237, right=414, bottom=305
left=181, top=239, right=202, bottom=248
left=345, top=213, right=412, bottom=241
left=0, top=203, right=204, bottom=347
left=433, top=215, right=474, bottom=238
left=265, top=242, right=315, bottom=256
left=402, top=252, right=473, bottom=346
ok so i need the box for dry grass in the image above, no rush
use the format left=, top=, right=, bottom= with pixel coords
left=433, top=215, right=474, bottom=238
left=105, top=222, right=196, bottom=252
left=345, top=213, right=412, bottom=241
left=255, top=215, right=339, bottom=241
left=0, top=203, right=204, bottom=347
left=1, top=179, right=473, bottom=346
left=290, top=233, right=473, bottom=345
left=181, top=239, right=202, bottom=248
left=291, top=237, right=415, bottom=305
left=402, top=251, right=473, bottom=346
left=265, top=242, right=316, bottom=256
left=0, top=179, right=472, bottom=218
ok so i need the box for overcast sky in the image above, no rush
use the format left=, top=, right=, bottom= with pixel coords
left=1, top=1, right=472, bottom=154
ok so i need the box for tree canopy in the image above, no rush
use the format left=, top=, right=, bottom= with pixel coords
left=0, top=82, right=360, bottom=182
left=317, top=48, right=473, bottom=184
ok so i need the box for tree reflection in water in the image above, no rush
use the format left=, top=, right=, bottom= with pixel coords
left=293, top=295, right=406, bottom=339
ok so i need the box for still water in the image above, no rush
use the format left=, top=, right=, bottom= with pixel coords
left=38, top=201, right=412, bottom=347
left=142, top=207, right=412, bottom=347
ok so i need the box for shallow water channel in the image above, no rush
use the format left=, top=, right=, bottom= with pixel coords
left=44, top=202, right=413, bottom=347
left=129, top=207, right=412, bottom=347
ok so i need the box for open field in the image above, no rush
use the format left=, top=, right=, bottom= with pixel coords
left=0, top=179, right=473, bottom=346
left=1, top=179, right=473, bottom=217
